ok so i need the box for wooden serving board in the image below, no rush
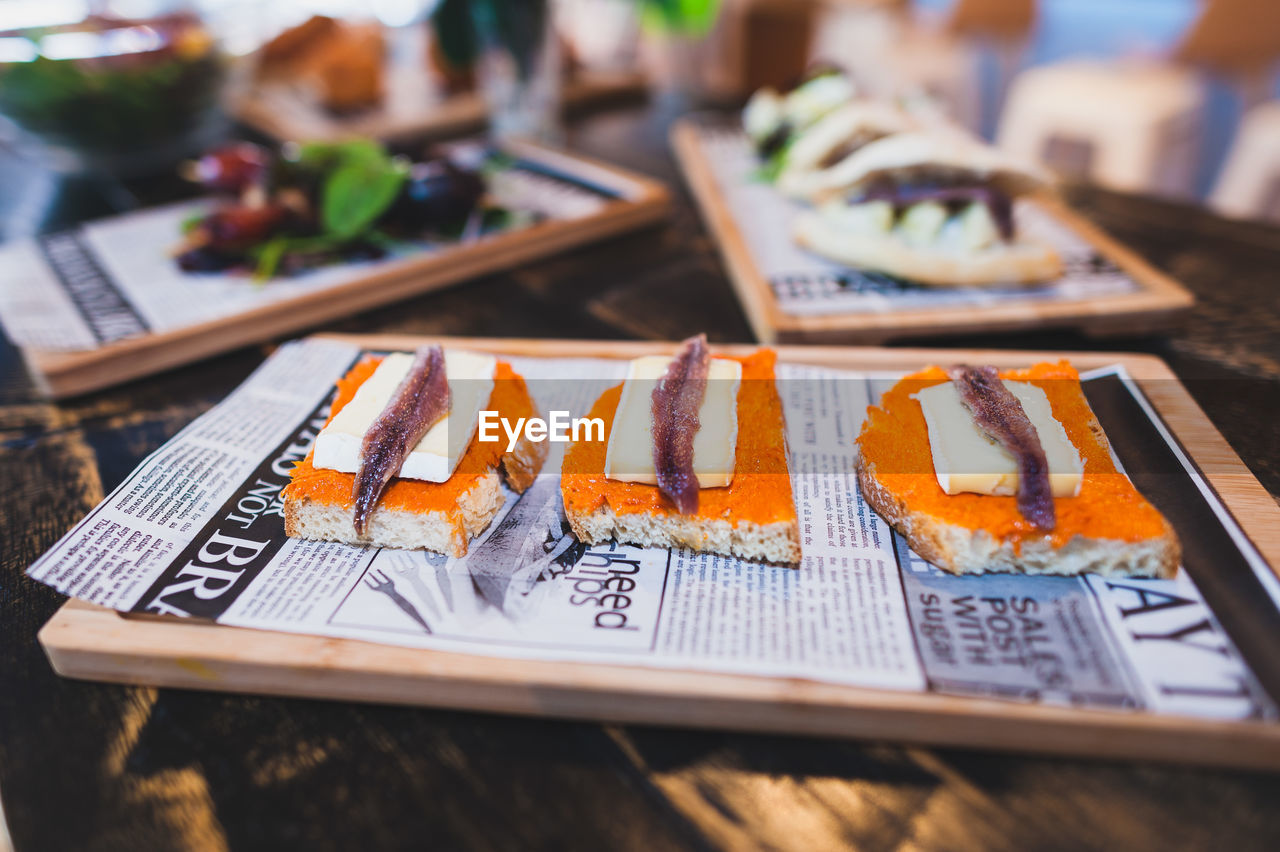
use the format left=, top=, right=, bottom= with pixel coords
left=233, top=69, right=648, bottom=143
left=16, top=145, right=668, bottom=399
left=670, top=120, right=1196, bottom=344
left=38, top=334, right=1280, bottom=770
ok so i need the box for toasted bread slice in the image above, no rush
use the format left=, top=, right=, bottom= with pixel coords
left=283, top=356, right=548, bottom=557
left=566, top=504, right=801, bottom=565
left=856, top=362, right=1180, bottom=577
left=285, top=470, right=504, bottom=556
left=561, top=349, right=801, bottom=564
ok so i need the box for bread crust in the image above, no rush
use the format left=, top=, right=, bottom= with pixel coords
left=564, top=500, right=802, bottom=565
left=284, top=430, right=546, bottom=557
left=794, top=212, right=1063, bottom=286
left=501, top=426, right=549, bottom=493
left=285, top=471, right=503, bottom=557
left=561, top=350, right=801, bottom=565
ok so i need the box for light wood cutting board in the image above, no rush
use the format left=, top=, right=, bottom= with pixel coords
left=38, top=335, right=1280, bottom=770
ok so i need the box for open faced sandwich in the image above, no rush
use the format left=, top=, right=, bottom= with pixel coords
left=856, top=361, right=1179, bottom=577
left=793, top=131, right=1063, bottom=286
left=283, top=345, right=548, bottom=556
left=561, top=335, right=801, bottom=564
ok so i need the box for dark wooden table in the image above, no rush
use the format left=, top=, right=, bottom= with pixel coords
left=3, top=94, right=1280, bottom=851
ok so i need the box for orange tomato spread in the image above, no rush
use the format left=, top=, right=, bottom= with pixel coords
left=561, top=350, right=796, bottom=525
left=857, top=361, right=1169, bottom=548
left=284, top=355, right=536, bottom=514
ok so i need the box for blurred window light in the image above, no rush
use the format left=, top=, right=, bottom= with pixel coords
left=190, top=0, right=430, bottom=56
left=41, top=26, right=166, bottom=60
left=103, top=0, right=173, bottom=20
left=0, top=0, right=91, bottom=31
left=372, top=0, right=426, bottom=28
left=0, top=37, right=40, bottom=62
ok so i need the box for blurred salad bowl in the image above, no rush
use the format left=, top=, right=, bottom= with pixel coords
left=0, top=13, right=226, bottom=175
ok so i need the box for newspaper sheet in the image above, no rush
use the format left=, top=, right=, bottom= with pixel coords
left=691, top=124, right=1139, bottom=318
left=0, top=144, right=611, bottom=352
left=27, top=339, right=1277, bottom=720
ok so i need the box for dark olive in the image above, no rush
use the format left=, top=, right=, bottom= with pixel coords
left=383, top=158, right=485, bottom=234
left=177, top=246, right=242, bottom=273
left=342, top=241, right=388, bottom=262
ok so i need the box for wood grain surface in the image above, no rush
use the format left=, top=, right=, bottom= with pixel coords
left=3, top=95, right=1280, bottom=851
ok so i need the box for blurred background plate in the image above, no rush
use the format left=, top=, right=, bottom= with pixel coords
left=0, top=10, right=227, bottom=176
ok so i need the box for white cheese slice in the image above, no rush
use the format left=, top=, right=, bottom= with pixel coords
left=312, top=348, right=497, bottom=483
left=915, top=380, right=1083, bottom=498
left=604, top=355, right=742, bottom=488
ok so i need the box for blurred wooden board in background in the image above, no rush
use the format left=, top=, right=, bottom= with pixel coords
left=233, top=67, right=648, bottom=143
left=671, top=118, right=1195, bottom=345
left=9, top=146, right=669, bottom=399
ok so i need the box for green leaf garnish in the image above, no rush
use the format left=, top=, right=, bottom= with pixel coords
left=180, top=212, right=207, bottom=234
left=201, top=138, right=424, bottom=280
left=318, top=144, right=408, bottom=239
left=641, top=0, right=721, bottom=35
left=322, top=161, right=407, bottom=238
left=252, top=235, right=291, bottom=281
left=295, top=139, right=386, bottom=169
left=752, top=142, right=792, bottom=183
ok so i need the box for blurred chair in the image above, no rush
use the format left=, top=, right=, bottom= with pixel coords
left=946, top=0, right=1034, bottom=41
left=1174, top=0, right=1280, bottom=197
left=882, top=24, right=984, bottom=131
left=812, top=0, right=984, bottom=131
left=812, top=0, right=1036, bottom=135
left=1174, top=0, right=1280, bottom=107
left=557, top=0, right=641, bottom=72
left=1210, top=101, right=1280, bottom=222
left=808, top=0, right=907, bottom=101
left=997, top=60, right=1204, bottom=198
left=944, top=0, right=1036, bottom=136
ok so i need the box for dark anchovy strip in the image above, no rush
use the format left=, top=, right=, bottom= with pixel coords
left=851, top=181, right=1015, bottom=240
left=652, top=334, right=711, bottom=515
left=947, top=364, right=1055, bottom=531
left=816, top=129, right=890, bottom=169
left=352, top=345, right=451, bottom=536
left=789, top=62, right=843, bottom=91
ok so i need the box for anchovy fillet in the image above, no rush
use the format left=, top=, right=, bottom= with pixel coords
left=816, top=129, right=890, bottom=169
left=352, top=345, right=450, bottom=536
left=652, top=334, right=711, bottom=514
left=947, top=364, right=1055, bottom=531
